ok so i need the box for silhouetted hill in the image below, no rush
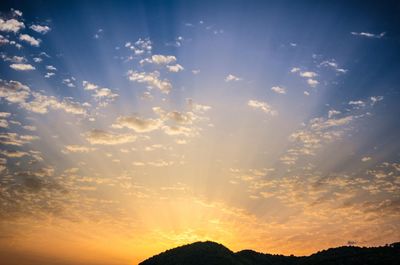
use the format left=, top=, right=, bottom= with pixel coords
left=140, top=241, right=242, bottom=265
left=139, top=241, right=400, bottom=265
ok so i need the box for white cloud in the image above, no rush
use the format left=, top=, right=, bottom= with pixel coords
left=271, top=86, right=286, bottom=94
left=307, top=79, right=319, bottom=87
left=225, top=74, right=242, bottom=82
left=0, top=80, right=86, bottom=115
left=0, top=132, right=38, bottom=146
left=370, top=96, right=384, bottom=105
left=0, top=149, right=29, bottom=158
left=127, top=71, right=172, bottom=94
left=125, top=38, right=152, bottom=55
left=361, top=157, right=372, bottom=162
left=10, top=63, right=35, bottom=71
left=0, top=18, right=25, bottom=33
left=304, top=91, right=310, bottom=96
left=33, top=57, right=42, bottom=63
left=351, top=32, right=385, bottom=39
left=0, top=80, right=30, bottom=103
left=300, top=71, right=317, bottom=78
left=167, top=64, right=184, bottom=72
left=63, top=78, right=76, bottom=87
left=291, top=68, right=319, bottom=87
left=12, top=9, right=23, bottom=17
left=21, top=92, right=87, bottom=115
left=186, top=98, right=212, bottom=113
left=192, top=70, right=200, bottom=75
left=30, top=24, right=51, bottom=34
left=349, top=100, right=366, bottom=108
left=1, top=54, right=26, bottom=63
left=44, top=72, right=55, bottom=78
left=63, top=145, right=95, bottom=153
left=46, top=65, right=57, bottom=71
left=93, top=87, right=118, bottom=99
left=248, top=100, right=277, bottom=116
left=328, top=110, right=341, bottom=118
left=112, top=116, right=162, bottom=132
left=320, top=59, right=347, bottom=73
left=82, top=81, right=98, bottom=90
left=141, top=54, right=176, bottom=65
left=19, top=34, right=41, bottom=47
left=85, top=129, right=136, bottom=145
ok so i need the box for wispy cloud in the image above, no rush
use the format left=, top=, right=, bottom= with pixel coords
left=351, top=31, right=385, bottom=39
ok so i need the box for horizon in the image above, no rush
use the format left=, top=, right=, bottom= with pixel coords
left=0, top=1, right=400, bottom=265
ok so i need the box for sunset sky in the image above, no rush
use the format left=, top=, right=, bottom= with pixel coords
left=0, top=1, right=399, bottom=264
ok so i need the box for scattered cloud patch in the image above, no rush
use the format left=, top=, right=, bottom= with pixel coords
left=85, top=129, right=136, bottom=145
left=0, top=18, right=25, bottom=33
left=271, top=86, right=286, bottom=94
left=30, top=24, right=51, bottom=34
left=19, top=34, right=41, bottom=46
left=225, top=74, right=242, bottom=82
left=127, top=71, right=172, bottom=94
left=10, top=63, right=36, bottom=71
left=248, top=100, right=277, bottom=116
left=167, top=64, right=184, bottom=72
left=351, top=32, right=385, bottom=39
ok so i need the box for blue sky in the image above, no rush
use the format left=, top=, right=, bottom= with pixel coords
left=0, top=1, right=399, bottom=264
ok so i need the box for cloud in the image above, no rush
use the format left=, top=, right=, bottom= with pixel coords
left=162, top=125, right=194, bottom=137
left=63, top=78, right=76, bottom=87
left=0, top=80, right=86, bottom=115
left=290, top=67, right=301, bottom=73
left=141, top=54, right=176, bottom=65
left=0, top=80, right=31, bottom=103
left=62, top=145, right=96, bottom=153
left=45, top=72, right=55, bottom=78
left=0, top=149, right=29, bottom=158
left=30, top=24, right=51, bottom=34
left=167, top=64, right=184, bottom=72
left=19, top=34, right=41, bottom=46
left=125, top=38, right=152, bottom=55
left=33, top=57, right=42, bottom=63
left=82, top=81, right=98, bottom=90
left=320, top=59, right=347, bottom=73
left=92, top=87, right=118, bottom=100
left=127, top=71, right=172, bottom=94
left=112, top=116, right=162, bottom=132
left=351, top=32, right=385, bottom=39
left=186, top=98, right=212, bottom=113
left=300, top=71, right=318, bottom=78
left=12, top=9, right=23, bottom=17
left=82, top=81, right=118, bottom=105
left=328, top=110, right=341, bottom=118
left=85, top=129, right=137, bottom=145
left=370, top=96, right=384, bottom=105
left=46, top=65, right=57, bottom=71
left=271, top=86, right=286, bottom=94
left=248, top=100, right=277, bottom=116
left=307, top=79, right=319, bottom=87
left=21, top=92, right=87, bottom=115
left=9, top=63, right=35, bottom=71
left=0, top=18, right=25, bottom=33
left=1, top=54, right=27, bottom=63
left=0, top=132, right=38, bottom=146
left=225, top=74, right=242, bottom=82
left=361, top=157, right=372, bottom=162
left=349, top=100, right=366, bottom=108
left=291, top=68, right=319, bottom=88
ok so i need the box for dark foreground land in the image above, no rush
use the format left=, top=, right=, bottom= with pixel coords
left=140, top=241, right=400, bottom=265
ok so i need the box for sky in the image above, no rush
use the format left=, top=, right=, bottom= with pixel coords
left=0, top=0, right=400, bottom=264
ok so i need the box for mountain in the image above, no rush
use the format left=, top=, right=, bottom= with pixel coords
left=139, top=241, right=400, bottom=265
